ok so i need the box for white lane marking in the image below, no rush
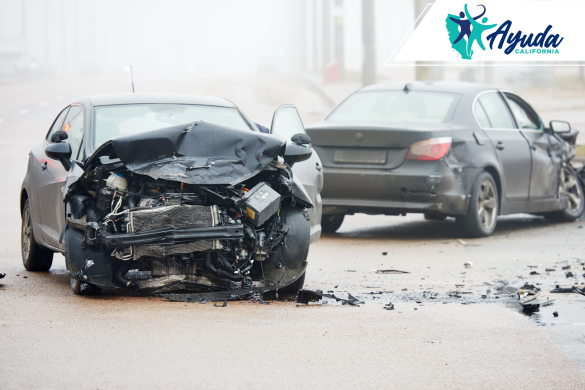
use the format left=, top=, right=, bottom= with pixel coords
left=18, top=109, right=30, bottom=114
left=39, top=101, right=48, bottom=107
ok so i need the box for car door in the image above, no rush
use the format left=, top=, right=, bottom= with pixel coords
left=474, top=91, right=531, bottom=201
left=270, top=105, right=323, bottom=243
left=38, top=105, right=84, bottom=249
left=503, top=92, right=561, bottom=200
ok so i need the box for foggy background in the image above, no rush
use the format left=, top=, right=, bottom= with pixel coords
left=0, top=0, right=583, bottom=138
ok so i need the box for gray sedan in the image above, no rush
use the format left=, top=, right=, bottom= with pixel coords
left=307, top=81, right=584, bottom=237
left=20, top=93, right=322, bottom=295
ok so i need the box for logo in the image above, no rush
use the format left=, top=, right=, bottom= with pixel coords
left=446, top=4, right=497, bottom=59
left=445, top=3, right=564, bottom=60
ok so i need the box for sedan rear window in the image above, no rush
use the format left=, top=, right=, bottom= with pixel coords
left=94, top=104, right=254, bottom=148
left=327, top=91, right=459, bottom=124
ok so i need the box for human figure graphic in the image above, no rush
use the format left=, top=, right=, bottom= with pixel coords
left=449, top=4, right=486, bottom=45
left=464, top=3, right=497, bottom=56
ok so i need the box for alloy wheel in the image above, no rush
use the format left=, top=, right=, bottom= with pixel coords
left=477, top=178, right=497, bottom=230
left=559, top=167, right=582, bottom=211
left=22, top=206, right=32, bottom=260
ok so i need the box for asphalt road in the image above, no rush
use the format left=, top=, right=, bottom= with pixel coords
left=1, top=75, right=585, bottom=389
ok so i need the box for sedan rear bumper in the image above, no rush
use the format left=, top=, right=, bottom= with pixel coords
left=321, top=161, right=481, bottom=216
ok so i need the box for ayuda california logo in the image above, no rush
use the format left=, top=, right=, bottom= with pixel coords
left=446, top=3, right=564, bottom=60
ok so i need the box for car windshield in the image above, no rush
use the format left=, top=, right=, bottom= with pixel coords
left=327, top=91, right=459, bottom=124
left=94, top=104, right=253, bottom=148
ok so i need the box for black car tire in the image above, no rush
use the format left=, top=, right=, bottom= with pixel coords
left=21, top=199, right=53, bottom=272
left=544, top=166, right=585, bottom=222
left=70, top=276, right=102, bottom=296
left=278, top=271, right=306, bottom=293
left=424, top=213, right=446, bottom=221
left=457, top=171, right=499, bottom=238
left=321, top=214, right=345, bottom=233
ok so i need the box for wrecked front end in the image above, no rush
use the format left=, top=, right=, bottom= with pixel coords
left=64, top=122, right=312, bottom=295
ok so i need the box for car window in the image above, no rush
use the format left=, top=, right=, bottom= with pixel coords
left=474, top=101, right=491, bottom=128
left=46, top=107, right=70, bottom=141
left=62, top=106, right=84, bottom=160
left=504, top=93, right=542, bottom=131
left=477, top=92, right=516, bottom=129
left=327, top=91, right=459, bottom=124
left=94, top=104, right=254, bottom=148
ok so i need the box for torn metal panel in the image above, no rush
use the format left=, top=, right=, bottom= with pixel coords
left=98, top=121, right=285, bottom=186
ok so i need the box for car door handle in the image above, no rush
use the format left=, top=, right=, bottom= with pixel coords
left=41, top=161, right=48, bottom=171
left=495, top=142, right=505, bottom=151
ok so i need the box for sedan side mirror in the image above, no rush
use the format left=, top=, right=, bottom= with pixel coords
left=283, top=142, right=312, bottom=166
left=45, top=141, right=72, bottom=171
left=550, top=120, right=571, bottom=133
left=291, top=133, right=311, bottom=146
left=51, top=130, right=69, bottom=143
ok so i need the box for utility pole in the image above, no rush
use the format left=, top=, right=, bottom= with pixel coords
left=415, top=0, right=443, bottom=80
left=362, top=0, right=376, bottom=86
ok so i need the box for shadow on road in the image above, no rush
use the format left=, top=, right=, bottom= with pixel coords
left=324, top=215, right=580, bottom=241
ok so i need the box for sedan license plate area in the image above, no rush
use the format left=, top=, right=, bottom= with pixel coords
left=333, top=148, right=387, bottom=165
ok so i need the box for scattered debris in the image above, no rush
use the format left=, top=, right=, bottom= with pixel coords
left=374, top=269, right=410, bottom=274
left=566, top=272, right=575, bottom=278
left=527, top=265, right=539, bottom=269
left=530, top=271, right=540, bottom=275
left=517, top=285, right=555, bottom=312
left=551, top=286, right=585, bottom=296
left=345, top=270, right=357, bottom=272
left=553, top=311, right=559, bottom=317
left=458, top=239, right=481, bottom=246
left=384, top=302, right=394, bottom=310
left=464, top=261, right=473, bottom=268
left=382, top=252, right=388, bottom=256
left=562, top=265, right=572, bottom=270
left=296, top=289, right=360, bottom=306
left=199, top=299, right=206, bottom=304
left=214, top=300, right=227, bottom=307
left=0, top=273, right=6, bottom=279
left=545, top=267, right=556, bottom=272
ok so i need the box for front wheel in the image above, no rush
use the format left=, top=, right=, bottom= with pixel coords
left=544, top=166, right=584, bottom=222
left=21, top=199, right=53, bottom=271
left=321, top=214, right=345, bottom=233
left=457, top=171, right=499, bottom=238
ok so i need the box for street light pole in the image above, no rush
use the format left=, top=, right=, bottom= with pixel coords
left=362, top=0, right=376, bottom=86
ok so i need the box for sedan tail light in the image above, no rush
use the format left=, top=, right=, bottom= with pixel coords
left=405, top=137, right=452, bottom=161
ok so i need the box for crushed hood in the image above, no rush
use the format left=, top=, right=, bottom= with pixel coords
left=89, top=121, right=285, bottom=185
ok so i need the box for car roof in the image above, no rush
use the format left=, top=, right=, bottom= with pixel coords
left=358, top=81, right=506, bottom=95
left=72, top=93, right=237, bottom=108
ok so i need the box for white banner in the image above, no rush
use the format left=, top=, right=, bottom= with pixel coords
left=387, top=1, right=584, bottom=63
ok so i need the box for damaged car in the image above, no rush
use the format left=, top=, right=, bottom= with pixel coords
left=20, top=94, right=323, bottom=295
left=307, top=82, right=584, bottom=237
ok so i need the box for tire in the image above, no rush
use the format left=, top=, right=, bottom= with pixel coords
left=70, top=276, right=102, bottom=296
left=424, top=213, right=446, bottom=221
left=321, top=214, right=345, bottom=233
left=457, top=171, right=499, bottom=238
left=21, top=199, right=53, bottom=271
left=544, top=166, right=585, bottom=222
left=278, top=271, right=306, bottom=293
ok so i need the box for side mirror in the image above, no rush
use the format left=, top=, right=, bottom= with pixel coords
left=51, top=130, right=68, bottom=143
left=291, top=133, right=311, bottom=146
left=283, top=142, right=312, bottom=166
left=550, top=120, right=571, bottom=133
left=45, top=141, right=72, bottom=171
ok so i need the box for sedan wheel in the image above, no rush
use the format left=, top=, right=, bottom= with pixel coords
left=457, top=171, right=498, bottom=238
left=21, top=199, right=53, bottom=271
left=544, top=166, right=585, bottom=222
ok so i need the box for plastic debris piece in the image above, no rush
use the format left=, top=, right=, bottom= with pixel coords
left=545, top=267, right=556, bottom=272
left=384, top=302, right=395, bottom=310
left=458, top=239, right=481, bottom=246
left=214, top=300, right=227, bottom=307
left=464, top=261, right=473, bottom=268
left=0, top=273, right=5, bottom=279
left=374, top=269, right=410, bottom=274
left=566, top=272, right=575, bottom=278
left=382, top=252, right=388, bottom=256
left=553, top=311, right=559, bottom=317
